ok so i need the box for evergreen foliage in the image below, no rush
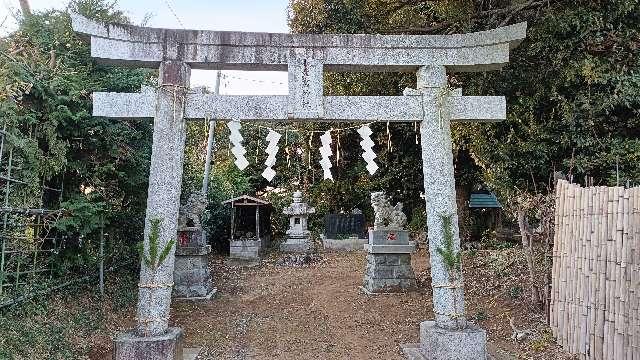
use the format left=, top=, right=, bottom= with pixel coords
left=0, top=0, right=153, bottom=274
left=138, top=218, right=175, bottom=271
left=436, top=214, right=462, bottom=274
left=287, top=0, right=640, bottom=228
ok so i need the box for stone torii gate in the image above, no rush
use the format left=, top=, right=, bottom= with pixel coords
left=71, top=13, right=526, bottom=359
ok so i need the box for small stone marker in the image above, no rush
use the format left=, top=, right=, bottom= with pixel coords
left=280, top=190, right=316, bottom=253
left=322, top=210, right=369, bottom=251
left=362, top=192, right=416, bottom=294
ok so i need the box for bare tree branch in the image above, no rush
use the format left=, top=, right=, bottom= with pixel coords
left=499, top=0, right=537, bottom=27
left=380, top=0, right=559, bottom=35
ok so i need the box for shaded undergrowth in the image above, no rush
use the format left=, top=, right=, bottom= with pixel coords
left=0, top=270, right=137, bottom=360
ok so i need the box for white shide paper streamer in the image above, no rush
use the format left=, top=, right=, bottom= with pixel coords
left=261, top=129, right=282, bottom=182
left=319, top=130, right=333, bottom=180
left=357, top=125, right=378, bottom=175
left=227, top=121, right=249, bottom=170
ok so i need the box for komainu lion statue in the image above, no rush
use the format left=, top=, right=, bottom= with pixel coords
left=178, top=192, right=208, bottom=228
left=370, top=191, right=407, bottom=229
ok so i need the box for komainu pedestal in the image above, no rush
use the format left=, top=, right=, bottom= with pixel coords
left=174, top=227, right=215, bottom=299
left=362, top=229, right=416, bottom=293
left=362, top=192, right=416, bottom=294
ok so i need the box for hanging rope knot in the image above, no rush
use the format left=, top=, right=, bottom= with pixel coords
left=134, top=315, right=171, bottom=323
left=432, top=282, right=464, bottom=289
left=434, top=310, right=465, bottom=319
left=138, top=282, right=174, bottom=289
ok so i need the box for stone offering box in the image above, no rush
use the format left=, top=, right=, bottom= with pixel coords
left=229, top=237, right=263, bottom=260
left=322, top=213, right=368, bottom=251
left=174, top=227, right=215, bottom=299
left=222, top=195, right=272, bottom=263
left=362, top=229, right=416, bottom=294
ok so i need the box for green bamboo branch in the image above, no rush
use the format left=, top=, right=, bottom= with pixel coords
left=436, top=213, right=461, bottom=275
left=137, top=218, right=175, bottom=271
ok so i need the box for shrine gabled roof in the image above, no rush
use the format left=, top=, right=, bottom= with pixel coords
left=469, top=192, right=502, bottom=208
left=222, top=195, right=270, bottom=206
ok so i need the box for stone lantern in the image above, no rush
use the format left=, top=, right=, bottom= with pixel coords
left=280, top=190, right=315, bottom=253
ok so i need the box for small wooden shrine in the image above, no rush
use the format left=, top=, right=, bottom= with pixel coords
left=222, top=195, right=272, bottom=261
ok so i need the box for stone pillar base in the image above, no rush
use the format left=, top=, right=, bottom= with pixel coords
left=362, top=253, right=416, bottom=293
left=401, top=321, right=487, bottom=360
left=174, top=245, right=214, bottom=299
left=114, top=327, right=184, bottom=360
left=280, top=237, right=314, bottom=253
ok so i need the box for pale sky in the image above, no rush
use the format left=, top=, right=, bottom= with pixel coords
left=0, top=0, right=290, bottom=94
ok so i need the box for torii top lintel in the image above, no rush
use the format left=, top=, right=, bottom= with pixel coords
left=71, top=13, right=526, bottom=72
left=71, top=13, right=526, bottom=122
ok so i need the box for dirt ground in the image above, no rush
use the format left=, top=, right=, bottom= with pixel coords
left=141, top=247, right=574, bottom=360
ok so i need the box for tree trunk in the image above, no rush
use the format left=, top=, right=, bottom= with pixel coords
left=517, top=209, right=541, bottom=306
left=19, top=0, right=31, bottom=17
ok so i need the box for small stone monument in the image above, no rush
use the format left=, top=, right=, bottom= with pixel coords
left=322, top=209, right=368, bottom=251
left=173, top=192, right=215, bottom=299
left=362, top=192, right=416, bottom=294
left=280, top=190, right=316, bottom=253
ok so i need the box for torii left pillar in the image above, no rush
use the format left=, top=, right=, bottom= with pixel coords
left=114, top=61, right=190, bottom=359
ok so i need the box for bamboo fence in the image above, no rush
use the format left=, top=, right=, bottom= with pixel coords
left=551, top=180, right=639, bottom=359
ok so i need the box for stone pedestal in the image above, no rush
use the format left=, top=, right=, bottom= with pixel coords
left=322, top=235, right=368, bottom=251
left=114, top=327, right=184, bottom=360
left=362, top=229, right=416, bottom=293
left=173, top=227, right=215, bottom=299
left=229, top=238, right=263, bottom=260
left=280, top=233, right=314, bottom=253
left=402, top=321, right=487, bottom=360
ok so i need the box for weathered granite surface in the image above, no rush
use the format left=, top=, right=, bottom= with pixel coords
left=280, top=241, right=313, bottom=253
left=70, top=12, right=526, bottom=72
left=288, top=51, right=324, bottom=119
left=114, top=327, right=183, bottom=360
left=94, top=92, right=506, bottom=123
left=230, top=239, right=262, bottom=260
left=322, top=236, right=368, bottom=251
left=71, top=12, right=525, bottom=357
left=136, top=61, right=190, bottom=336
left=173, top=228, right=214, bottom=299
left=371, top=192, right=407, bottom=229
left=280, top=191, right=315, bottom=254
left=362, top=229, right=416, bottom=294
left=363, top=253, right=416, bottom=293
left=177, top=193, right=207, bottom=229
left=401, top=321, right=487, bottom=360
left=417, top=66, right=467, bottom=331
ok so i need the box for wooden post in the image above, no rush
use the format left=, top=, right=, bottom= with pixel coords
left=230, top=205, right=236, bottom=240
left=255, top=205, right=260, bottom=240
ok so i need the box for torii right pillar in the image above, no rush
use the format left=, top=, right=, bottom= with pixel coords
left=403, top=66, right=484, bottom=359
